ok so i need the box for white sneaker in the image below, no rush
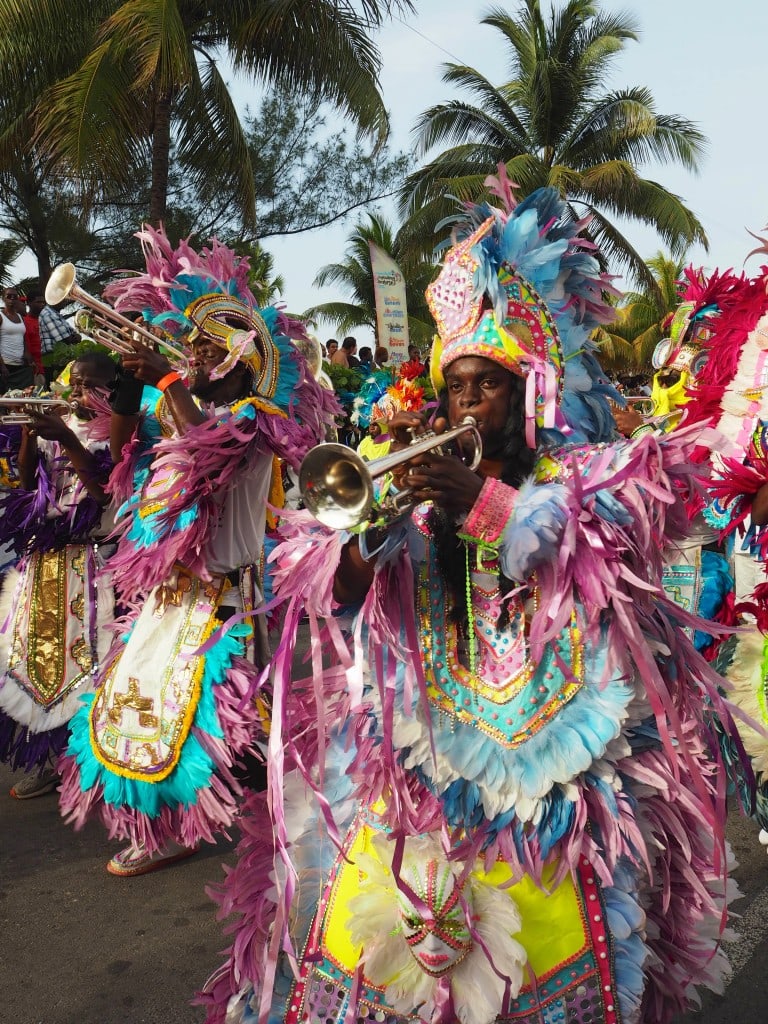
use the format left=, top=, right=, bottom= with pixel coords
left=759, top=829, right=768, bottom=847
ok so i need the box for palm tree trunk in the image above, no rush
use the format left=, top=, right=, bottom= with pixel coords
left=149, top=90, right=173, bottom=225
left=17, top=162, right=52, bottom=283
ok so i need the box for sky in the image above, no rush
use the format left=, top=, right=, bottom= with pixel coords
left=263, top=0, right=768, bottom=346
left=12, top=1, right=768, bottom=348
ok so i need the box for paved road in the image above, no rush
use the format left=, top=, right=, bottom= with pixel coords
left=2, top=758, right=768, bottom=1024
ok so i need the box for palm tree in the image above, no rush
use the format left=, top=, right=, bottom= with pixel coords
left=0, top=0, right=412, bottom=227
left=0, top=237, right=23, bottom=287
left=594, top=251, right=685, bottom=375
left=399, top=0, right=707, bottom=296
left=303, top=213, right=437, bottom=347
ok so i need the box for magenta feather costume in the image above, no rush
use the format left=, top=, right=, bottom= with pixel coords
left=57, top=227, right=339, bottom=853
left=199, top=191, right=748, bottom=1024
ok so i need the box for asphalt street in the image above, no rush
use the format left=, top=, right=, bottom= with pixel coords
left=3, top=760, right=768, bottom=1024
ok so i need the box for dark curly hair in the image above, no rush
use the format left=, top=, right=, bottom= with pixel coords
left=428, top=370, right=535, bottom=638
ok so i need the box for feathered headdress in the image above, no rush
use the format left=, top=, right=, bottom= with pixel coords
left=351, top=370, right=426, bottom=428
left=671, top=265, right=763, bottom=454
left=426, top=186, right=621, bottom=449
left=653, top=267, right=727, bottom=379
left=103, top=225, right=316, bottom=416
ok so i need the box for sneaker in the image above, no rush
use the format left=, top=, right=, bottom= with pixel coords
left=759, top=829, right=768, bottom=848
left=9, top=768, right=59, bottom=800
left=106, top=839, right=199, bottom=877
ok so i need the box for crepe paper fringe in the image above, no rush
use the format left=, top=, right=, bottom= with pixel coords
left=57, top=625, right=265, bottom=854
left=682, top=271, right=768, bottom=448
left=0, top=662, right=96, bottom=733
left=208, top=424, right=747, bottom=1023
left=626, top=746, right=740, bottom=1023
left=695, top=550, right=736, bottom=655
left=197, top=739, right=360, bottom=1024
left=105, top=226, right=256, bottom=331
left=105, top=389, right=338, bottom=605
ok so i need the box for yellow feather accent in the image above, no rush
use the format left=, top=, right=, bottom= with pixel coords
left=429, top=333, right=445, bottom=393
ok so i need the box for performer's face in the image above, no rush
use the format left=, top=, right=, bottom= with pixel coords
left=69, top=359, right=114, bottom=419
left=398, top=859, right=473, bottom=977
left=444, top=356, right=515, bottom=458
left=188, top=340, right=236, bottom=398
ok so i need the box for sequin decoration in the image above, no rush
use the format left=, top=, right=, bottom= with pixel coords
left=89, top=568, right=225, bottom=781
left=419, top=547, right=583, bottom=748
left=500, top=266, right=564, bottom=398
left=185, top=292, right=278, bottom=398
left=425, top=217, right=493, bottom=343
left=6, top=545, right=97, bottom=709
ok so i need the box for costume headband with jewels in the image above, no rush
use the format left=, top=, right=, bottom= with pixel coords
left=103, top=225, right=313, bottom=413
left=427, top=179, right=621, bottom=449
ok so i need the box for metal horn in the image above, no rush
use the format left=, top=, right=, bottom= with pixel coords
left=46, top=263, right=189, bottom=373
left=624, top=395, right=654, bottom=416
left=0, top=396, right=74, bottom=424
left=299, top=416, right=482, bottom=530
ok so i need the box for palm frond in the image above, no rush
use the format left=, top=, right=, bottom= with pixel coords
left=227, top=0, right=390, bottom=142
left=174, top=57, right=256, bottom=228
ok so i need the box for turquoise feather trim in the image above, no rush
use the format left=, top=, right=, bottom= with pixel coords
left=389, top=639, right=633, bottom=828
left=66, top=624, right=248, bottom=816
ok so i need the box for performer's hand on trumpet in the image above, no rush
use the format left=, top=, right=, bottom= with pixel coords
left=387, top=411, right=484, bottom=514
left=21, top=407, right=71, bottom=444
left=610, top=401, right=645, bottom=438
left=120, top=334, right=174, bottom=387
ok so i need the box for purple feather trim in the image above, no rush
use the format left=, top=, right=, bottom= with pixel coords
left=626, top=745, right=738, bottom=1022
left=195, top=788, right=277, bottom=1023
left=528, top=427, right=747, bottom=835
left=107, top=389, right=337, bottom=603
left=0, top=709, right=68, bottom=772
left=0, top=446, right=112, bottom=557
left=104, top=225, right=256, bottom=322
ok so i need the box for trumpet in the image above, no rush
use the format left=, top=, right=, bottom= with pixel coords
left=0, top=397, right=73, bottom=424
left=624, top=395, right=654, bottom=416
left=46, top=263, right=189, bottom=374
left=299, top=416, right=482, bottom=530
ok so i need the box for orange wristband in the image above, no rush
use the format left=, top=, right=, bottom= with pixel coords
left=156, top=371, right=182, bottom=393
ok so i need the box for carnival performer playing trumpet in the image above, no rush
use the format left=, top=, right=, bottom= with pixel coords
left=56, top=228, right=338, bottom=876
left=0, top=352, right=117, bottom=798
left=202, top=189, right=746, bottom=1024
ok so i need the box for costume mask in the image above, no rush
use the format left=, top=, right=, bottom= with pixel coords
left=397, top=857, right=473, bottom=977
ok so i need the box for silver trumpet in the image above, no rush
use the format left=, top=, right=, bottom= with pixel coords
left=299, top=416, right=482, bottom=530
left=0, top=396, right=73, bottom=424
left=46, top=263, right=189, bottom=374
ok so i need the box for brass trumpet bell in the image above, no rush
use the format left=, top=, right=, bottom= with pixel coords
left=299, top=444, right=377, bottom=530
left=299, top=417, right=482, bottom=530
left=0, top=396, right=73, bottom=424
left=46, top=263, right=189, bottom=373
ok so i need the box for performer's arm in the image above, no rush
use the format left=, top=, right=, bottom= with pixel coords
left=752, top=482, right=768, bottom=526
left=333, top=535, right=377, bottom=604
left=17, top=424, right=38, bottom=490
left=110, top=365, right=145, bottom=463
left=23, top=412, right=111, bottom=505
left=119, top=339, right=206, bottom=433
